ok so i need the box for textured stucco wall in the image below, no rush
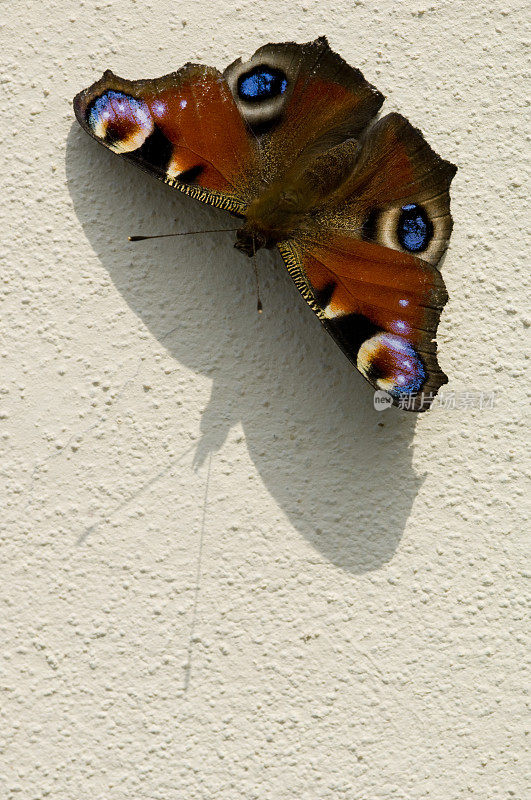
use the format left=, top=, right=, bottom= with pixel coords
left=1, top=1, right=528, bottom=798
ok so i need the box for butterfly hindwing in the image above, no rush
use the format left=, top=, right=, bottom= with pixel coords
left=277, top=112, right=456, bottom=411
left=319, top=112, right=457, bottom=267
left=278, top=237, right=448, bottom=411
left=73, top=65, right=261, bottom=214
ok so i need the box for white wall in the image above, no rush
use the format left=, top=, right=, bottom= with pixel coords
left=1, top=1, right=527, bottom=798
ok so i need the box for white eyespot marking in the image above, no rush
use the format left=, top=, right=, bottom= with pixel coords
left=180, top=99, right=188, bottom=109
left=391, top=320, right=410, bottom=335
left=399, top=298, right=409, bottom=307
left=323, top=303, right=347, bottom=319
left=166, top=155, right=187, bottom=179
left=151, top=100, right=166, bottom=116
left=375, top=377, right=397, bottom=393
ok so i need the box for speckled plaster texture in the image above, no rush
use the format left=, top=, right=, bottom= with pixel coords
left=1, top=1, right=528, bottom=798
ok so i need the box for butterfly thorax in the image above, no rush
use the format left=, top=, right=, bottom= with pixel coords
left=234, top=143, right=361, bottom=257
left=235, top=180, right=315, bottom=257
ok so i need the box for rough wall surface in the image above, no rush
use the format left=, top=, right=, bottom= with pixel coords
left=1, top=1, right=528, bottom=798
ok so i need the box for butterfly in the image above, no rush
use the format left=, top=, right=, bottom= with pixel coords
left=73, top=36, right=456, bottom=412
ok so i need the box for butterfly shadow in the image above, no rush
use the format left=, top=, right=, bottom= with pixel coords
left=66, top=124, right=423, bottom=573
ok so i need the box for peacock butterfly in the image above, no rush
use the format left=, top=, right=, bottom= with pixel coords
left=73, top=36, right=457, bottom=411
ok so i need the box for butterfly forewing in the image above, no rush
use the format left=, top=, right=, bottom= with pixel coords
left=73, top=65, right=261, bottom=214
left=224, top=36, right=384, bottom=179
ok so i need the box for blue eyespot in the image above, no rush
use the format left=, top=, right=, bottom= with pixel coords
left=237, top=67, right=288, bottom=103
left=356, top=332, right=426, bottom=398
left=87, top=90, right=154, bottom=152
left=88, top=91, right=151, bottom=131
left=397, top=203, right=433, bottom=253
left=381, top=334, right=426, bottom=396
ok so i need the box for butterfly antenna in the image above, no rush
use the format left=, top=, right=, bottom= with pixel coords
left=128, top=227, right=238, bottom=242
left=252, top=235, right=263, bottom=314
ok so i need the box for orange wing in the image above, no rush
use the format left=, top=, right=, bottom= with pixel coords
left=278, top=235, right=448, bottom=411
left=73, top=65, right=261, bottom=214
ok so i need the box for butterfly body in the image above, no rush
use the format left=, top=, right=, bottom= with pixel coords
left=235, top=179, right=318, bottom=255
left=74, top=37, right=456, bottom=411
